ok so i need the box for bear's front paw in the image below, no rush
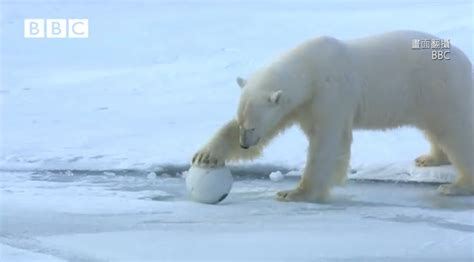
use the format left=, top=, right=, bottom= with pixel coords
left=276, top=188, right=328, bottom=203
left=192, top=148, right=225, bottom=167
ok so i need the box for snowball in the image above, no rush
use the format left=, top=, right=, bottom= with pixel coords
left=186, top=165, right=233, bottom=204
left=269, top=171, right=284, bottom=182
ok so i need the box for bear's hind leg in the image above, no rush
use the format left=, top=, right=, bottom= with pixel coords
left=435, top=132, right=474, bottom=195
left=415, top=132, right=450, bottom=167
left=438, top=168, right=474, bottom=196
left=437, top=159, right=474, bottom=196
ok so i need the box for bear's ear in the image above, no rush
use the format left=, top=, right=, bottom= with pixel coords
left=236, top=77, right=247, bottom=89
left=269, top=90, right=283, bottom=105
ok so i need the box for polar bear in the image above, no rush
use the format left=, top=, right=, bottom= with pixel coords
left=192, top=30, right=473, bottom=202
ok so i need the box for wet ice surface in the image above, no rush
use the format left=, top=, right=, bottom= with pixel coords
left=1, top=170, right=473, bottom=261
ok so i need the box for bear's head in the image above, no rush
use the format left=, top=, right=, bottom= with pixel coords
left=236, top=76, right=285, bottom=149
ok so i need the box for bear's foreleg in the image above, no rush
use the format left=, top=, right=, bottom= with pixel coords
left=192, top=119, right=270, bottom=167
left=277, top=122, right=352, bottom=202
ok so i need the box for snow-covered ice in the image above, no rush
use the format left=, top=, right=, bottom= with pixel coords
left=1, top=0, right=473, bottom=171
left=1, top=0, right=473, bottom=260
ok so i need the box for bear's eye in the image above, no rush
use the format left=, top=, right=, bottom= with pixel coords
left=240, top=126, right=255, bottom=132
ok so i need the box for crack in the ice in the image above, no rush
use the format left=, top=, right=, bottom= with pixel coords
left=0, top=234, right=106, bottom=262
left=363, top=214, right=474, bottom=233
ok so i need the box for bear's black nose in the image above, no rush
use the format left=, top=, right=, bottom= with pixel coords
left=240, top=144, right=249, bottom=149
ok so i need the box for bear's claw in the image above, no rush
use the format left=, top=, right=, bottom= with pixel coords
left=276, top=188, right=310, bottom=202
left=192, top=149, right=224, bottom=167
left=276, top=187, right=330, bottom=203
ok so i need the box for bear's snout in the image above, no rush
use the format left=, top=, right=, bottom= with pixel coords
left=239, top=129, right=260, bottom=149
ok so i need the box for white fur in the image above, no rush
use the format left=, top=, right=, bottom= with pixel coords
left=192, top=30, right=473, bottom=202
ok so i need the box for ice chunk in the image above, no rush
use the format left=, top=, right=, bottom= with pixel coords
left=269, top=171, right=284, bottom=182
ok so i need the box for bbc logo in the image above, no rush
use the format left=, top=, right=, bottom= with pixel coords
left=24, top=19, right=89, bottom=38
